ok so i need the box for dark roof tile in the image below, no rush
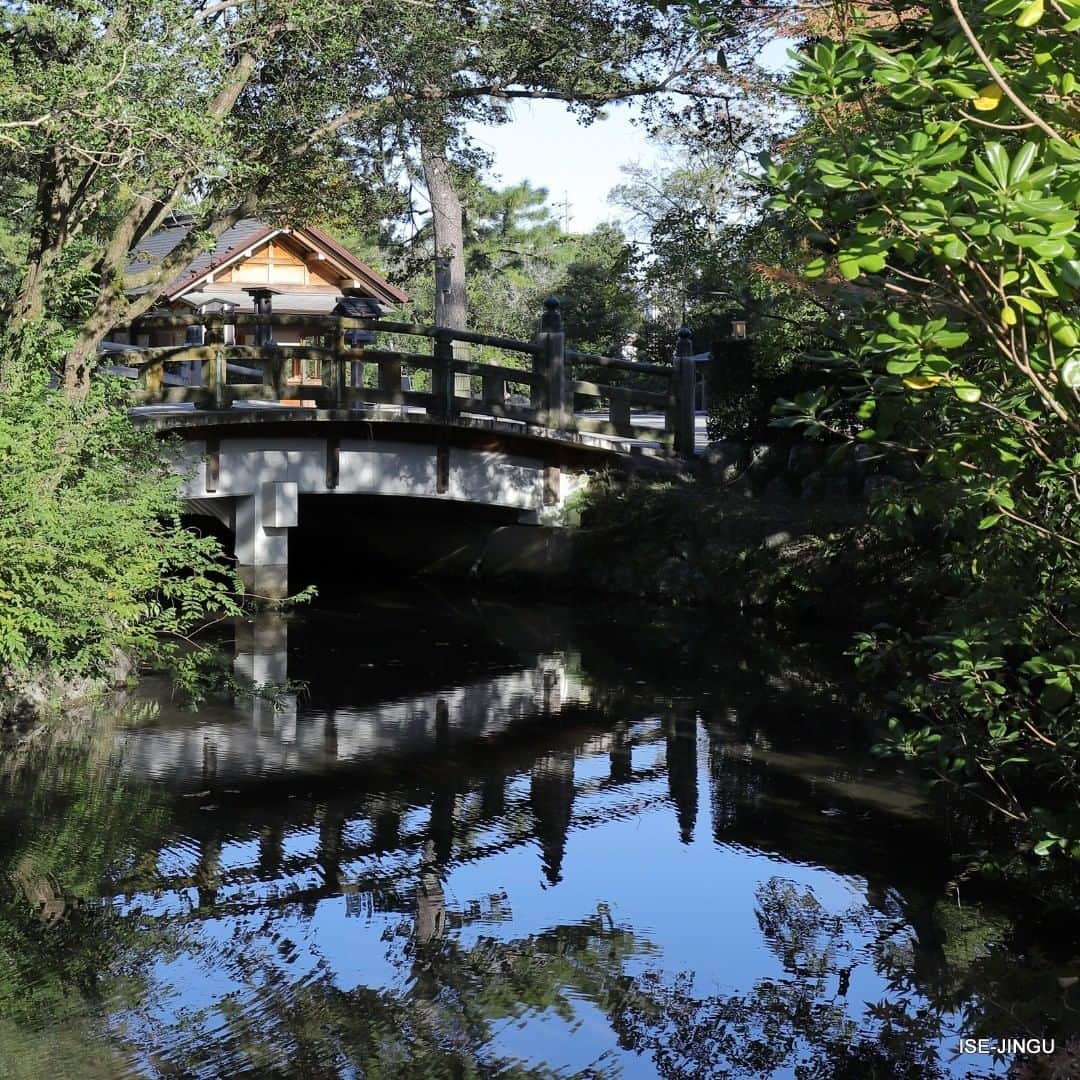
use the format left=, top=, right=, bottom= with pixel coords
left=127, top=218, right=272, bottom=294
left=126, top=217, right=408, bottom=305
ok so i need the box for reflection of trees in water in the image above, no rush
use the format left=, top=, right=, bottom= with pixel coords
left=1, top=676, right=1072, bottom=1078
left=140, top=902, right=644, bottom=1079
left=0, top=714, right=176, bottom=1077
left=135, top=873, right=1005, bottom=1080
left=604, top=877, right=964, bottom=1080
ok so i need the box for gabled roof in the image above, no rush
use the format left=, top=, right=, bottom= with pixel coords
left=126, top=216, right=409, bottom=306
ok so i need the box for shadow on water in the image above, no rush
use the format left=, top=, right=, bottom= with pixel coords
left=0, top=589, right=1077, bottom=1078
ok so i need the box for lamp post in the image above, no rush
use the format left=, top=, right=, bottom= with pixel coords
left=243, top=287, right=281, bottom=347
left=199, top=298, right=236, bottom=340
left=193, top=298, right=237, bottom=388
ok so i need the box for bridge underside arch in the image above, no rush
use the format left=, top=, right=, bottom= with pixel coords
left=147, top=415, right=678, bottom=596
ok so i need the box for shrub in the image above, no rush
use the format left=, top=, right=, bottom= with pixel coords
left=0, top=324, right=241, bottom=701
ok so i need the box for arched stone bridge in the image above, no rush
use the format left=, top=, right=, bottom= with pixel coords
left=115, top=299, right=697, bottom=595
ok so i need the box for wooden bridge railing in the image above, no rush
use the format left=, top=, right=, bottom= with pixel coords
left=111, top=296, right=697, bottom=457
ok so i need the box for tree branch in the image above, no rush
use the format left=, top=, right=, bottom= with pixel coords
left=947, top=0, right=1068, bottom=144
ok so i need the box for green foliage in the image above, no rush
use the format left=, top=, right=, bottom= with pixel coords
left=572, top=471, right=865, bottom=616
left=0, top=0, right=726, bottom=374
left=762, top=0, right=1080, bottom=859
left=0, top=323, right=241, bottom=697
left=375, top=179, right=642, bottom=361
left=611, top=127, right=834, bottom=368
left=559, top=224, right=641, bottom=357
left=462, top=181, right=570, bottom=344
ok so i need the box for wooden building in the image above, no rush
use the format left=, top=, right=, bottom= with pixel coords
left=115, top=216, right=408, bottom=384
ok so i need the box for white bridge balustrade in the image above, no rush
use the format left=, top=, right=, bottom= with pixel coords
left=114, top=298, right=696, bottom=595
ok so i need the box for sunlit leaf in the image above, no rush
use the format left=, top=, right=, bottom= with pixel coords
left=903, top=374, right=945, bottom=389
left=1015, top=0, right=1044, bottom=26
left=1008, top=142, right=1038, bottom=184
left=972, top=83, right=1003, bottom=111
left=950, top=379, right=982, bottom=402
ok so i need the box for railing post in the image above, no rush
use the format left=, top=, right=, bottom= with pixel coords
left=213, top=345, right=227, bottom=410
left=139, top=356, right=164, bottom=396
left=203, top=316, right=226, bottom=409
left=328, top=319, right=346, bottom=408
left=674, top=325, right=695, bottom=458
left=432, top=329, right=454, bottom=422
left=265, top=351, right=287, bottom=401
left=609, top=386, right=630, bottom=433
left=482, top=370, right=504, bottom=408
left=535, top=296, right=567, bottom=430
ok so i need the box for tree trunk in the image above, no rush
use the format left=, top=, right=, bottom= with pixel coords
left=420, top=133, right=467, bottom=332
left=63, top=286, right=130, bottom=396
left=10, top=153, right=71, bottom=325
left=421, top=131, right=470, bottom=399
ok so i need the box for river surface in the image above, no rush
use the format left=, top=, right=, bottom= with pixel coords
left=1, top=590, right=1075, bottom=1078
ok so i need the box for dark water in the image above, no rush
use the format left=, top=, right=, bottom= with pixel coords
left=1, top=591, right=1076, bottom=1078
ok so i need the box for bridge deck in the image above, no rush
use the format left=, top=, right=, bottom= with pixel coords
left=130, top=402, right=702, bottom=458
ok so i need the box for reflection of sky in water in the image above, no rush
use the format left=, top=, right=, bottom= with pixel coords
left=104, top=726, right=1005, bottom=1078
left=4, top=601, right=1031, bottom=1079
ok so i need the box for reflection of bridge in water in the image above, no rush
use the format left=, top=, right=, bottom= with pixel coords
left=122, top=614, right=588, bottom=784
left=113, top=608, right=948, bottom=944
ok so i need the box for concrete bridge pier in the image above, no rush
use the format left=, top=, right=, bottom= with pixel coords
left=235, top=481, right=297, bottom=599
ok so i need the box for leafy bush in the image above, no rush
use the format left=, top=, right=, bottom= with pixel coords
left=0, top=324, right=241, bottom=702
left=707, top=338, right=860, bottom=442
left=761, top=0, right=1080, bottom=860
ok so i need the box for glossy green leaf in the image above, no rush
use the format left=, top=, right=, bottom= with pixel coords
left=1050, top=318, right=1079, bottom=347
left=837, top=253, right=862, bottom=279
left=1061, top=260, right=1080, bottom=287
left=938, top=80, right=978, bottom=99
left=1015, top=0, right=1044, bottom=26
left=1030, top=261, right=1059, bottom=295
left=931, top=330, right=970, bottom=348
left=922, top=171, right=959, bottom=193
left=1041, top=674, right=1073, bottom=711
left=1008, top=142, right=1038, bottom=185
left=886, top=358, right=921, bottom=374
left=1032, top=237, right=1070, bottom=258
left=985, top=143, right=1010, bottom=188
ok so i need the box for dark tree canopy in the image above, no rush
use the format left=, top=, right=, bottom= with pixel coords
left=0, top=0, right=747, bottom=389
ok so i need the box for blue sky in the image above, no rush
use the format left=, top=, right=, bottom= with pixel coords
left=470, top=38, right=796, bottom=235
left=470, top=100, right=659, bottom=234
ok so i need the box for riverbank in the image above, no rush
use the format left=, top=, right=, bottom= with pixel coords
left=0, top=659, right=130, bottom=731
left=568, top=469, right=943, bottom=631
